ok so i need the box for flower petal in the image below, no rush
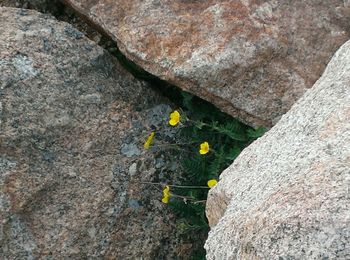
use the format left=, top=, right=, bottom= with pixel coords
left=161, top=196, right=170, bottom=204
left=207, top=179, right=218, bottom=188
left=143, top=132, right=155, bottom=150
left=169, top=110, right=180, bottom=126
left=163, top=186, right=170, bottom=197
left=199, top=141, right=209, bottom=155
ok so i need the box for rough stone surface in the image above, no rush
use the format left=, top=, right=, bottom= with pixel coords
left=0, top=0, right=102, bottom=43
left=0, top=7, right=191, bottom=258
left=61, top=0, right=350, bottom=127
left=204, top=40, right=350, bottom=259
left=0, top=0, right=57, bottom=10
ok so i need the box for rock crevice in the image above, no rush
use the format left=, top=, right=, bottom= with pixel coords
left=62, top=0, right=350, bottom=127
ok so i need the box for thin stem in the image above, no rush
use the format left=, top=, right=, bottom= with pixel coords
left=187, top=119, right=224, bottom=137
left=170, top=194, right=206, bottom=204
left=148, top=139, right=205, bottom=149
left=148, top=143, right=189, bottom=150
left=170, top=194, right=196, bottom=200
left=138, top=181, right=210, bottom=189
left=192, top=200, right=207, bottom=204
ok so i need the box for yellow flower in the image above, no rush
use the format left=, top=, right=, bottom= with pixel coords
left=162, top=196, right=170, bottom=204
left=169, top=110, right=180, bottom=126
left=162, top=185, right=171, bottom=204
left=143, top=132, right=155, bottom=150
left=163, top=185, right=170, bottom=197
left=199, top=141, right=210, bottom=155
left=207, top=179, right=218, bottom=188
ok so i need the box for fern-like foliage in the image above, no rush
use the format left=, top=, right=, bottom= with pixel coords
left=225, top=146, right=241, bottom=161
left=183, top=157, right=207, bottom=179
left=210, top=121, right=247, bottom=141
left=158, top=89, right=267, bottom=259
left=247, top=126, right=267, bottom=139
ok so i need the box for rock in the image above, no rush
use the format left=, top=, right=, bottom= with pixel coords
left=0, top=0, right=103, bottom=43
left=0, top=7, right=185, bottom=258
left=61, top=0, right=350, bottom=127
left=0, top=0, right=61, bottom=12
left=204, top=40, right=350, bottom=259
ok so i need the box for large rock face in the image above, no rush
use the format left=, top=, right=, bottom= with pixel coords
left=205, top=40, right=350, bottom=259
left=0, top=7, right=185, bottom=258
left=62, top=0, right=350, bottom=127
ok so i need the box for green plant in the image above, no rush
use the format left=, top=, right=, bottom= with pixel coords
left=142, top=91, right=266, bottom=258
left=103, top=35, right=265, bottom=259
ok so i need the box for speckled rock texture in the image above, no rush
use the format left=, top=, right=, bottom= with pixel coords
left=0, top=7, right=189, bottom=258
left=61, top=0, right=350, bottom=127
left=0, top=0, right=102, bottom=43
left=0, top=0, right=57, bottom=10
left=204, top=40, right=350, bottom=259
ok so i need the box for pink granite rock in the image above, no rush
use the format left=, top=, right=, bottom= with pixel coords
left=62, top=0, right=350, bottom=127
left=205, top=40, right=350, bottom=259
left=0, top=7, right=190, bottom=258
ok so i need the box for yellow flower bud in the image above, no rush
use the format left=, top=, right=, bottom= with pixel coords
left=199, top=141, right=210, bottom=155
left=162, top=186, right=171, bottom=204
left=169, top=110, right=180, bottom=126
left=161, top=196, right=170, bottom=204
left=143, top=132, right=155, bottom=150
left=207, top=179, right=218, bottom=188
left=163, top=186, right=170, bottom=197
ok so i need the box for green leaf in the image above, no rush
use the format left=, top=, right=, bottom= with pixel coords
left=247, top=127, right=267, bottom=139
left=183, top=157, right=206, bottom=179
left=225, top=146, right=241, bottom=161
left=213, top=121, right=247, bottom=141
left=194, top=121, right=205, bottom=130
left=207, top=147, right=225, bottom=179
left=181, top=92, right=194, bottom=110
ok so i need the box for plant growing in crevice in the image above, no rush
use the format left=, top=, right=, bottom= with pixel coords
left=141, top=91, right=266, bottom=259
left=102, top=26, right=266, bottom=260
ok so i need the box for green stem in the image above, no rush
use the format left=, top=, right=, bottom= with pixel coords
left=192, top=200, right=207, bottom=204
left=170, top=194, right=206, bottom=204
left=139, top=181, right=210, bottom=189
left=149, top=141, right=198, bottom=148
left=187, top=118, right=240, bottom=142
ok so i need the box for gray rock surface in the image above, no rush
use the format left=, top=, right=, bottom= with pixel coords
left=62, top=0, right=350, bottom=127
left=0, top=0, right=52, bottom=10
left=0, top=7, right=188, bottom=258
left=0, top=0, right=103, bottom=43
left=205, top=40, right=350, bottom=259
